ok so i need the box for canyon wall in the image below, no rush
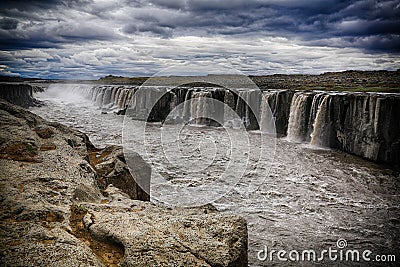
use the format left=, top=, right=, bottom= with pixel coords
left=285, top=91, right=400, bottom=164
left=0, top=83, right=43, bottom=107
left=39, top=84, right=400, bottom=165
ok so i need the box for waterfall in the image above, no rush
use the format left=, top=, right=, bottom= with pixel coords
left=170, top=91, right=178, bottom=111
left=122, top=89, right=131, bottom=108
left=102, top=88, right=112, bottom=107
left=373, top=97, right=381, bottom=135
left=118, top=90, right=128, bottom=108
left=287, top=92, right=314, bottom=142
left=39, top=84, right=93, bottom=104
left=110, top=87, right=118, bottom=104
left=35, top=83, right=400, bottom=163
left=95, top=91, right=104, bottom=107
left=127, top=89, right=135, bottom=107
left=190, top=90, right=213, bottom=125
left=92, top=87, right=100, bottom=102
left=223, top=90, right=238, bottom=126
left=236, top=90, right=260, bottom=129
left=165, top=90, right=179, bottom=121
left=310, top=95, right=331, bottom=147
left=260, top=91, right=276, bottom=134
left=130, top=88, right=148, bottom=119
left=182, top=89, right=193, bottom=121
left=54, top=84, right=137, bottom=111
left=114, top=88, right=121, bottom=107
left=306, top=93, right=326, bottom=141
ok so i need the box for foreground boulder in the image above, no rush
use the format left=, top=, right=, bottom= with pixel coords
left=82, top=186, right=248, bottom=267
left=0, top=98, right=149, bottom=201
left=88, top=145, right=150, bottom=201
left=0, top=99, right=248, bottom=266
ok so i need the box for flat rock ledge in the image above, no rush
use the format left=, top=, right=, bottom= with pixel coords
left=0, top=99, right=248, bottom=267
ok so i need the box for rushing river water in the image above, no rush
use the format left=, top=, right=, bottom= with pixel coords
left=31, top=85, right=399, bottom=266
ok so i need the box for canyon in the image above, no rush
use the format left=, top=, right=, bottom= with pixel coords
left=1, top=80, right=399, bottom=266
left=59, top=83, right=400, bottom=165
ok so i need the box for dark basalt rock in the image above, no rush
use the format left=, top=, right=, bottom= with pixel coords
left=329, top=94, right=400, bottom=164
left=265, top=90, right=295, bottom=136
left=0, top=83, right=42, bottom=107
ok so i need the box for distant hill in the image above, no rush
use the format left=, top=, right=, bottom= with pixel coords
left=0, top=75, right=42, bottom=82
left=95, top=70, right=400, bottom=92
left=96, top=75, right=148, bottom=85
left=1, top=70, right=399, bottom=92
left=250, top=69, right=400, bottom=92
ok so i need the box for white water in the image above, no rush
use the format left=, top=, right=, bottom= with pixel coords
left=286, top=92, right=309, bottom=142
left=30, top=84, right=400, bottom=266
left=188, top=90, right=213, bottom=124
left=310, top=95, right=330, bottom=147
left=260, top=92, right=276, bottom=134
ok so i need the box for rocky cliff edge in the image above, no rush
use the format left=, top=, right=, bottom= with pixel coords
left=0, top=99, right=248, bottom=267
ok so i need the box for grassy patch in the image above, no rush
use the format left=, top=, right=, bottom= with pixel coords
left=72, top=204, right=88, bottom=213
left=25, top=143, right=38, bottom=155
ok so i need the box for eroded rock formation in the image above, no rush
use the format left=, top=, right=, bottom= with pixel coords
left=88, top=145, right=150, bottom=201
left=83, top=186, right=248, bottom=267
left=0, top=83, right=42, bottom=107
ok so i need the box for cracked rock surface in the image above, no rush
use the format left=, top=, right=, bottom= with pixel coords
left=83, top=186, right=248, bottom=267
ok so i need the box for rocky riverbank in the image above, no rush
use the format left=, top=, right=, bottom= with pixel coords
left=0, top=99, right=248, bottom=266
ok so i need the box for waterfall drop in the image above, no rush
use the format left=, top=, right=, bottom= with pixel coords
left=286, top=93, right=311, bottom=142
left=310, top=95, right=331, bottom=147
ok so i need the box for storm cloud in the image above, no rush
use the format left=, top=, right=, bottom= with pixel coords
left=0, top=0, right=399, bottom=79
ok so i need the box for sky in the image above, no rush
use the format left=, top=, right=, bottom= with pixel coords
left=0, top=0, right=399, bottom=79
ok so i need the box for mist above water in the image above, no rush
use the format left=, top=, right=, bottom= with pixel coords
left=36, top=84, right=93, bottom=104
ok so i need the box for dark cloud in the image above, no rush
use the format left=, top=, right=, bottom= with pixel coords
left=0, top=0, right=399, bottom=78
left=352, top=34, right=400, bottom=53
left=123, top=23, right=173, bottom=38
left=0, top=17, right=18, bottom=30
left=116, top=0, right=400, bottom=52
left=0, top=0, right=118, bottom=50
left=0, top=0, right=93, bottom=12
left=1, top=0, right=399, bottom=51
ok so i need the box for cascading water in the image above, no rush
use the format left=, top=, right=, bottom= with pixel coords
left=310, top=95, right=331, bottom=147
left=44, top=83, right=138, bottom=112
left=170, top=91, right=178, bottom=112
left=35, top=83, right=93, bottom=104
left=260, top=91, right=276, bottom=134
left=286, top=92, right=311, bottom=142
left=306, top=93, right=326, bottom=141
left=223, top=90, right=243, bottom=128
left=103, top=88, right=112, bottom=108
left=189, top=90, right=213, bottom=125
left=35, top=84, right=400, bottom=164
left=235, top=90, right=260, bottom=129
left=95, top=90, right=104, bottom=107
